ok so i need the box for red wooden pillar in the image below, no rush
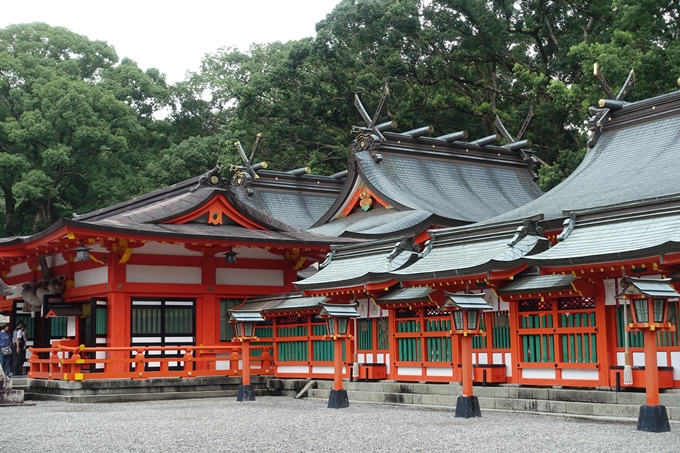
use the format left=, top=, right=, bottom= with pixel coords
left=644, top=329, right=660, bottom=406
left=107, top=292, right=128, bottom=373
left=461, top=334, right=473, bottom=397
left=508, top=299, right=521, bottom=384
left=333, top=337, right=343, bottom=391
left=242, top=340, right=251, bottom=386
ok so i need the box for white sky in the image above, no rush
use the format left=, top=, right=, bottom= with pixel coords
left=2, top=0, right=342, bottom=84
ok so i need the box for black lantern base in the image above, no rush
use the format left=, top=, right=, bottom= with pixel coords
left=237, top=384, right=256, bottom=402
left=327, top=389, right=350, bottom=409
left=637, top=405, right=671, bottom=432
left=455, top=396, right=482, bottom=418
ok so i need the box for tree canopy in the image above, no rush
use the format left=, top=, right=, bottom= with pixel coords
left=3, top=1, right=680, bottom=235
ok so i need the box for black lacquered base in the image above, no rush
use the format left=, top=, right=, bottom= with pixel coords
left=327, top=389, right=349, bottom=409
left=237, top=384, right=256, bottom=402
left=455, top=395, right=482, bottom=418
left=637, top=405, right=671, bottom=432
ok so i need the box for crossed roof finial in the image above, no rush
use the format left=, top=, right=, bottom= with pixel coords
left=588, top=64, right=635, bottom=148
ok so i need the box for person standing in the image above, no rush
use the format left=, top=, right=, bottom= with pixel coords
left=0, top=322, right=11, bottom=375
left=12, top=321, right=27, bottom=376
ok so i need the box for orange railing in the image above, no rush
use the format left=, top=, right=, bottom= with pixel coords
left=28, top=342, right=273, bottom=381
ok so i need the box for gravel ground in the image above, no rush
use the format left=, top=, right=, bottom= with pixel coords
left=2, top=397, right=679, bottom=453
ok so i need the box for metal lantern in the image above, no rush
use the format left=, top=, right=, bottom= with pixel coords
left=615, top=276, right=679, bottom=433
left=452, top=310, right=464, bottom=331
left=228, top=311, right=264, bottom=340
left=224, top=248, right=239, bottom=265
left=441, top=292, right=493, bottom=335
left=75, top=241, right=91, bottom=262
left=616, top=278, right=678, bottom=331
left=318, top=302, right=359, bottom=338
left=653, top=298, right=668, bottom=323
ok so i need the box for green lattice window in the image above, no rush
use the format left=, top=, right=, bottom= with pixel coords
left=132, top=307, right=161, bottom=334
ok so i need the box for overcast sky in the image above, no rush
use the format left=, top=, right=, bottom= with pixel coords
left=2, top=0, right=342, bottom=84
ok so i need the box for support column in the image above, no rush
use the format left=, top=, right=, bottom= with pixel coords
left=237, top=340, right=255, bottom=401
left=455, top=334, right=481, bottom=418
left=107, top=292, right=128, bottom=373
left=328, top=338, right=349, bottom=408
left=637, top=329, right=670, bottom=432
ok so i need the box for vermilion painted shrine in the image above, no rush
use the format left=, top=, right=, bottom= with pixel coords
left=1, top=79, right=680, bottom=393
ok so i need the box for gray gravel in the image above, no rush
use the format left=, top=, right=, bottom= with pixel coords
left=2, top=397, right=679, bottom=452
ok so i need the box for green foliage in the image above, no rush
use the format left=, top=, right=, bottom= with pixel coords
left=4, top=1, right=680, bottom=236
left=0, top=23, right=172, bottom=236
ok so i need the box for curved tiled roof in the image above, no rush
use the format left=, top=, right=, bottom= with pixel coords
left=486, top=91, right=680, bottom=225
left=309, top=208, right=435, bottom=238
left=231, top=171, right=345, bottom=230
left=311, top=130, right=542, bottom=238
left=354, top=139, right=542, bottom=223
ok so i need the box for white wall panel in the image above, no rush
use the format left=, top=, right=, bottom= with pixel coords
left=426, top=367, right=453, bottom=377
left=505, top=353, right=513, bottom=376
left=277, top=365, right=309, bottom=374
left=397, top=366, right=422, bottom=376
left=657, top=352, right=668, bottom=367
left=137, top=242, right=203, bottom=256
left=74, top=267, right=108, bottom=287
left=312, top=366, right=337, bottom=374
left=633, top=352, right=645, bottom=366
left=216, top=268, right=283, bottom=286
left=521, top=368, right=556, bottom=379
left=127, top=265, right=201, bottom=284
left=671, top=352, right=680, bottom=380
left=562, top=369, right=599, bottom=380
left=7, top=262, right=30, bottom=278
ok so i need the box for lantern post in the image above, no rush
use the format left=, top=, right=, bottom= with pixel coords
left=318, top=302, right=359, bottom=409
left=617, top=277, right=677, bottom=432
left=228, top=311, right=264, bottom=402
left=442, top=292, right=492, bottom=418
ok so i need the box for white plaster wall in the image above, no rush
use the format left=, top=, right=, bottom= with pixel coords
left=562, top=369, right=599, bottom=380
left=74, top=267, right=108, bottom=287
left=126, top=265, right=201, bottom=284
left=633, top=352, right=645, bottom=366
left=397, top=366, right=422, bottom=376
left=46, top=253, right=68, bottom=267
left=505, top=353, right=513, bottom=376
left=604, top=278, right=617, bottom=306
left=232, top=247, right=285, bottom=260
left=136, top=242, right=203, bottom=256
left=657, top=352, right=668, bottom=367
left=216, top=268, right=283, bottom=286
left=521, top=368, right=556, bottom=379
left=312, top=366, right=338, bottom=374
left=671, top=352, right=680, bottom=380
left=7, top=262, right=30, bottom=278
left=477, top=353, right=489, bottom=364
left=426, top=367, right=453, bottom=377
left=278, top=365, right=309, bottom=374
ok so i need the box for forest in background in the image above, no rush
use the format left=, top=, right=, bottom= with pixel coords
left=2, top=0, right=680, bottom=236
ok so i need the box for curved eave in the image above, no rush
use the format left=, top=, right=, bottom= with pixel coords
left=390, top=235, right=548, bottom=283
left=524, top=241, right=680, bottom=268
left=311, top=160, right=361, bottom=228
left=340, top=213, right=441, bottom=239
left=61, top=218, right=356, bottom=248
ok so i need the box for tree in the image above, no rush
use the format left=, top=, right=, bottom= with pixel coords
left=0, top=23, right=171, bottom=235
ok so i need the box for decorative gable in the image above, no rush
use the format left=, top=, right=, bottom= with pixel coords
left=162, top=193, right=268, bottom=230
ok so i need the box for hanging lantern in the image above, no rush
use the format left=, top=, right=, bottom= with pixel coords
left=224, top=248, right=239, bottom=265
left=75, top=241, right=91, bottom=262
